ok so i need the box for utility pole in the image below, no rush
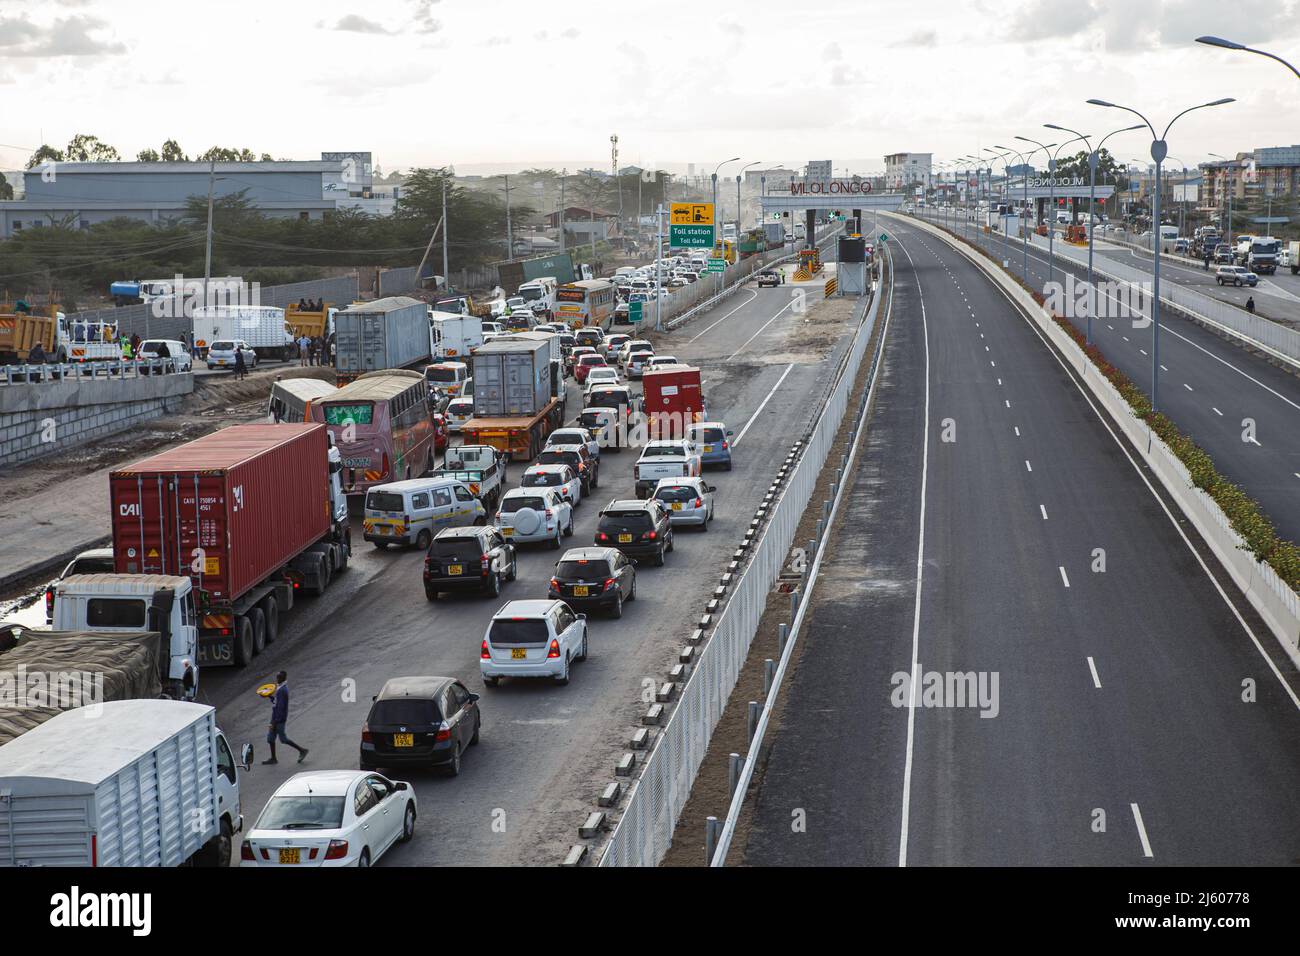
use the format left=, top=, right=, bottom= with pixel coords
left=611, top=134, right=622, bottom=231
left=499, top=175, right=515, bottom=259
left=203, top=157, right=215, bottom=312
left=441, top=174, right=449, bottom=287
left=559, top=169, right=566, bottom=253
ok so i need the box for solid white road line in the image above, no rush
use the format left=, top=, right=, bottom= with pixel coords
left=687, top=287, right=759, bottom=342
left=1087, top=656, right=1102, bottom=688
left=731, top=363, right=795, bottom=448
left=1059, top=566, right=1070, bottom=587
left=725, top=299, right=797, bottom=361
left=1131, top=803, right=1154, bottom=858
left=894, top=235, right=932, bottom=869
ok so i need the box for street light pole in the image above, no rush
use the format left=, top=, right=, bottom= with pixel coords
left=1017, top=135, right=1078, bottom=291
left=711, top=156, right=740, bottom=238
left=737, top=161, right=761, bottom=231
left=985, top=148, right=1015, bottom=267
left=998, top=143, right=1052, bottom=281
left=1087, top=96, right=1236, bottom=413
left=1196, top=36, right=1300, bottom=79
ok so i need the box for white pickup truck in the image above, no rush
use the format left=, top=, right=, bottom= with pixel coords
left=634, top=439, right=702, bottom=498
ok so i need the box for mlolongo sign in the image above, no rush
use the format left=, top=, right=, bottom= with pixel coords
left=789, top=179, right=873, bottom=195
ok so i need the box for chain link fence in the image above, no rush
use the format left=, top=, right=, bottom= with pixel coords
left=598, top=248, right=883, bottom=867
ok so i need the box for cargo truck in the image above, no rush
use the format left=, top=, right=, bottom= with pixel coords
left=109, top=423, right=351, bottom=668
left=285, top=301, right=338, bottom=341
left=0, top=699, right=248, bottom=867
left=1244, top=236, right=1280, bottom=275
left=497, top=252, right=578, bottom=294
left=0, top=304, right=119, bottom=364
left=334, top=296, right=433, bottom=385
left=430, top=310, right=483, bottom=360
left=1285, top=240, right=1300, bottom=274
left=192, top=304, right=295, bottom=360
left=464, top=338, right=565, bottom=461
left=641, top=364, right=706, bottom=439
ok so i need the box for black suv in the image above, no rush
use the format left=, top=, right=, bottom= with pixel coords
left=536, top=444, right=599, bottom=494
left=424, top=526, right=517, bottom=601
left=549, top=546, right=637, bottom=617
left=595, top=498, right=673, bottom=565
left=360, top=676, right=480, bottom=775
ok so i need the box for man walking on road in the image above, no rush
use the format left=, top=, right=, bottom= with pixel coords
left=262, top=670, right=308, bottom=765
left=1246, top=296, right=1256, bottom=315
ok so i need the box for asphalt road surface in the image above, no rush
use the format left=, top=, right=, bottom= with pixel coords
left=196, top=260, right=861, bottom=866
left=742, top=215, right=1300, bottom=866
left=908, top=210, right=1300, bottom=547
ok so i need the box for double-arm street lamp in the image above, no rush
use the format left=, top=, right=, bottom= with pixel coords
left=1086, top=96, right=1235, bottom=413
left=737, top=161, right=761, bottom=231
left=1017, top=133, right=1086, bottom=290
left=1044, top=122, right=1143, bottom=344
left=984, top=148, right=1015, bottom=266
left=994, top=140, right=1054, bottom=281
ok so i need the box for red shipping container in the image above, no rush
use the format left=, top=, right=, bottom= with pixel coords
left=110, top=424, right=331, bottom=606
left=642, top=365, right=705, bottom=439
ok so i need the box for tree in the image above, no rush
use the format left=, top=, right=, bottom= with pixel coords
left=1049, top=148, right=1130, bottom=218
left=161, top=139, right=188, bottom=162
left=64, top=134, right=121, bottom=162
left=26, top=145, right=64, bottom=169
left=137, top=148, right=161, bottom=162
left=0, top=172, right=12, bottom=201
left=197, top=146, right=257, bottom=163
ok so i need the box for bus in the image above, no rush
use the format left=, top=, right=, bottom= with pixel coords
left=310, top=369, right=436, bottom=497
left=712, top=239, right=737, bottom=265
left=268, top=377, right=339, bottom=423
left=553, top=279, right=617, bottom=330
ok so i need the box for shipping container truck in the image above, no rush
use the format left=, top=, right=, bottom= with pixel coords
left=762, top=222, right=785, bottom=246
left=0, top=629, right=165, bottom=747
left=496, top=252, right=578, bottom=294
left=192, top=305, right=295, bottom=360
left=334, top=296, right=433, bottom=385
left=1286, top=240, right=1300, bottom=274
left=642, top=364, right=706, bottom=439
left=469, top=338, right=554, bottom=418
left=430, top=310, right=483, bottom=360
left=0, top=699, right=248, bottom=867
left=109, top=423, right=351, bottom=668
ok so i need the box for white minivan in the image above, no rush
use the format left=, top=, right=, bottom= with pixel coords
left=364, top=476, right=486, bottom=550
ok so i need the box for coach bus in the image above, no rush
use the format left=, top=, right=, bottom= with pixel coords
left=311, top=369, right=435, bottom=497
left=553, top=279, right=616, bottom=330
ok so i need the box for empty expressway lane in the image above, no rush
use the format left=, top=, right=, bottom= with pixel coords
left=740, top=216, right=1300, bottom=866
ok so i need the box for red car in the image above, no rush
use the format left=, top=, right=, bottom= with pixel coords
left=574, top=353, right=609, bottom=385
left=432, top=412, right=449, bottom=451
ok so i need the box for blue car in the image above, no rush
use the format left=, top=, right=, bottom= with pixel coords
left=688, top=421, right=733, bottom=471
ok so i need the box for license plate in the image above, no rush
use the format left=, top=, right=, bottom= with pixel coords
left=379, top=525, right=390, bottom=535
left=704, top=445, right=714, bottom=452
left=618, top=533, right=633, bottom=543
left=449, top=564, right=463, bottom=575
left=502, top=528, right=514, bottom=536
left=279, top=848, right=300, bottom=865
left=672, top=503, right=683, bottom=511
left=511, top=648, right=527, bottom=660
left=573, top=585, right=589, bottom=597
left=393, top=733, right=414, bottom=747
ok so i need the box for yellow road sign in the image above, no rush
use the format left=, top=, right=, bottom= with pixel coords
left=670, top=202, right=714, bottom=226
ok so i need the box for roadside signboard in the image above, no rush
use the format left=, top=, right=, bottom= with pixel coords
left=670, top=202, right=715, bottom=248
left=705, top=258, right=726, bottom=274
left=629, top=301, right=643, bottom=322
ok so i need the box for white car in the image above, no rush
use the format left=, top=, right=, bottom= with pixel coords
left=240, top=770, right=416, bottom=868
left=521, top=463, right=582, bottom=507
left=584, top=367, right=621, bottom=393
left=626, top=348, right=655, bottom=378
left=479, top=599, right=589, bottom=686
left=207, top=339, right=257, bottom=370
left=547, top=425, right=601, bottom=461
left=652, top=476, right=716, bottom=529
left=497, top=487, right=573, bottom=548
left=138, top=339, right=193, bottom=371
left=603, top=334, right=631, bottom=361
left=445, top=396, right=474, bottom=433
left=645, top=355, right=680, bottom=371
left=634, top=439, right=703, bottom=497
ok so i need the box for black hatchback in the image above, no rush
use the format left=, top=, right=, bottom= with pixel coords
left=595, top=499, right=673, bottom=565
left=360, top=676, right=481, bottom=776
left=424, top=526, right=517, bottom=600
left=549, top=547, right=636, bottom=617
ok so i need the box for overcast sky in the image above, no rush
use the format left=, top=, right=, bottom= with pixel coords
left=2, top=0, right=1297, bottom=176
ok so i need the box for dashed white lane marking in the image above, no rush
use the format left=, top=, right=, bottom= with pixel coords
left=1212, top=407, right=1223, bottom=416
left=1131, top=804, right=1154, bottom=859
left=1014, top=426, right=1020, bottom=436
left=1040, top=504, right=1048, bottom=520
left=1087, top=657, right=1102, bottom=689
left=1025, top=460, right=1033, bottom=472
left=1183, top=383, right=1194, bottom=392
left=1139, top=348, right=1147, bottom=356
left=1005, top=399, right=1011, bottom=408
left=1059, top=566, right=1070, bottom=588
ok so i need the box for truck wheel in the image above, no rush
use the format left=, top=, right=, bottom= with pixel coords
left=196, top=819, right=233, bottom=867
left=249, top=607, right=267, bottom=656
left=313, top=556, right=332, bottom=595
left=233, top=617, right=255, bottom=667
left=262, top=598, right=279, bottom=645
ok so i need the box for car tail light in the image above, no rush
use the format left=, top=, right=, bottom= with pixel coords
left=544, top=509, right=553, bottom=519
left=481, top=639, right=490, bottom=659
left=435, top=721, right=452, bottom=742
left=324, top=840, right=349, bottom=861
left=424, top=557, right=432, bottom=569
left=481, top=553, right=491, bottom=573
left=695, top=497, right=702, bottom=508
left=603, top=577, right=616, bottom=591
left=634, top=466, right=641, bottom=479
left=361, top=724, right=372, bottom=743
left=547, top=638, right=561, bottom=659
left=549, top=577, right=561, bottom=592
left=240, top=841, right=255, bottom=861
left=647, top=530, right=657, bottom=540
left=597, top=531, right=609, bottom=541
left=45, top=587, right=54, bottom=618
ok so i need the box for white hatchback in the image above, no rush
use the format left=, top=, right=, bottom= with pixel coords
left=445, top=396, right=474, bottom=433
left=652, top=476, right=716, bottom=528
left=480, top=599, right=589, bottom=686
left=521, top=463, right=582, bottom=507
left=240, top=770, right=416, bottom=868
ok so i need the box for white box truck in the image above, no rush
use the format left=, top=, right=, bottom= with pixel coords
left=0, top=699, right=248, bottom=867
left=429, top=310, right=483, bottom=360
left=193, top=305, right=295, bottom=360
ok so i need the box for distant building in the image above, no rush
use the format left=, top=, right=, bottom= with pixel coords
left=0, top=154, right=396, bottom=238
left=884, top=152, right=933, bottom=190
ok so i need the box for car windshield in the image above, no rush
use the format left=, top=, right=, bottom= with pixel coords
left=693, top=427, right=725, bottom=443
left=430, top=536, right=485, bottom=559
left=538, top=450, right=578, bottom=466
left=69, top=554, right=115, bottom=575
left=587, top=392, right=626, bottom=408
left=523, top=471, right=562, bottom=486
left=556, top=559, right=612, bottom=580
left=324, top=403, right=374, bottom=426
left=256, top=795, right=345, bottom=831
left=369, top=698, right=441, bottom=726
left=600, top=510, right=652, bottom=530
left=211, top=341, right=235, bottom=351
left=579, top=356, right=605, bottom=365
left=654, top=485, right=697, bottom=503
left=449, top=401, right=473, bottom=415
left=426, top=367, right=460, bottom=382
left=489, top=618, right=550, bottom=645
left=645, top=445, right=685, bottom=457
left=502, top=495, right=547, bottom=512
left=366, top=491, right=405, bottom=512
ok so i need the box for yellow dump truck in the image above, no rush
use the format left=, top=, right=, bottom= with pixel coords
left=0, top=304, right=122, bottom=364
left=285, top=302, right=337, bottom=340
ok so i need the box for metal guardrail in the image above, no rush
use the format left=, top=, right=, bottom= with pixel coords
left=0, top=357, right=183, bottom=385
left=596, top=240, right=885, bottom=868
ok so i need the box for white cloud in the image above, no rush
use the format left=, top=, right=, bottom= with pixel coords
left=327, top=14, right=393, bottom=34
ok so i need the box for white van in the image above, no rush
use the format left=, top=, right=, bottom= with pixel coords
left=517, top=276, right=558, bottom=319
left=364, top=476, right=486, bottom=550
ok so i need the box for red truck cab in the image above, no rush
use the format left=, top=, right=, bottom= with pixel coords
left=641, top=364, right=705, bottom=440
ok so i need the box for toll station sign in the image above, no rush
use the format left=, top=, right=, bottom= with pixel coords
left=670, top=202, right=714, bottom=225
